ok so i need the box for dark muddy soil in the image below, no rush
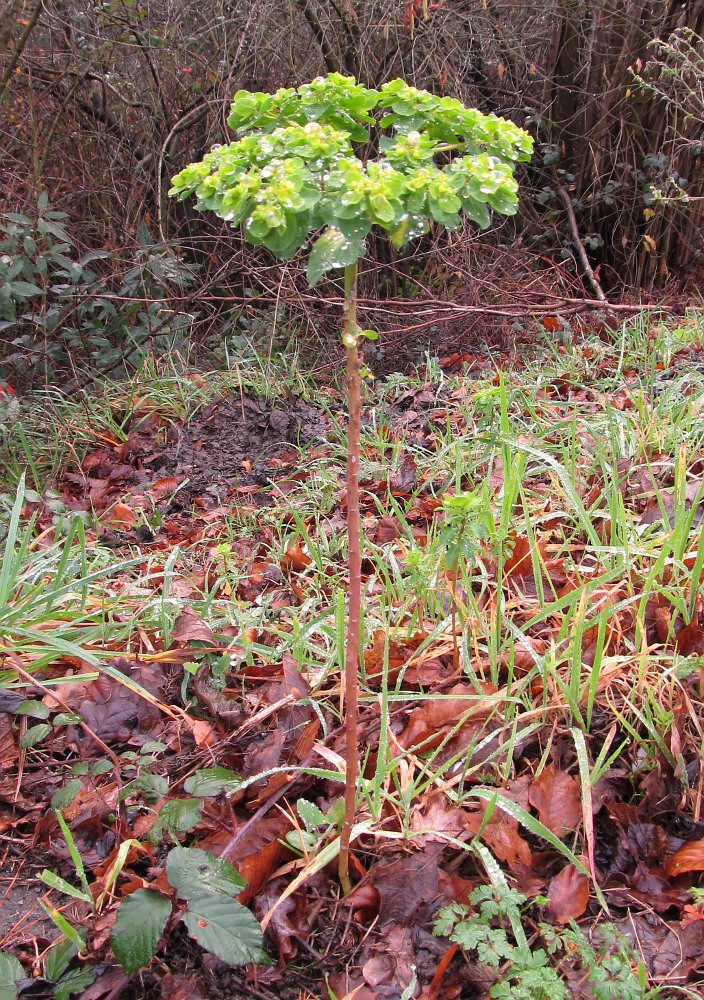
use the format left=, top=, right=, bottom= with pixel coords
left=0, top=860, right=57, bottom=947
left=156, top=395, right=331, bottom=497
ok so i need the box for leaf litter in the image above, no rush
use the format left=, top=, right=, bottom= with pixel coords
left=4, top=329, right=704, bottom=997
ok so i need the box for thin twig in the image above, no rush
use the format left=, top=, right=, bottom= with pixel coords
left=558, top=186, right=609, bottom=304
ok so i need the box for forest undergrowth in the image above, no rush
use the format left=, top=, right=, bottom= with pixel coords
left=2, top=314, right=704, bottom=999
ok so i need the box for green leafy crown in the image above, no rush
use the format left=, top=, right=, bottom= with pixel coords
left=169, top=73, right=533, bottom=286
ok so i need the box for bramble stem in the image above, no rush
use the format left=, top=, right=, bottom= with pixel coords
left=339, top=262, right=361, bottom=895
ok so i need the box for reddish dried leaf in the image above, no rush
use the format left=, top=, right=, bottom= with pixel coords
left=675, top=622, right=704, bottom=657
left=364, top=629, right=428, bottom=683
left=150, top=477, right=180, bottom=501
left=640, top=479, right=704, bottom=527
left=253, top=877, right=304, bottom=963
left=464, top=806, right=533, bottom=873
left=406, top=495, right=442, bottom=522
left=107, top=502, right=137, bottom=526
left=160, top=974, right=207, bottom=1000
left=545, top=864, right=590, bottom=924
left=171, top=607, right=216, bottom=644
left=376, top=515, right=401, bottom=544
left=410, top=792, right=467, bottom=846
left=529, top=764, right=582, bottom=836
left=367, top=846, right=441, bottom=927
left=43, top=668, right=163, bottom=742
left=327, top=973, right=376, bottom=1000
left=400, top=683, right=496, bottom=750
left=0, top=715, right=17, bottom=767
left=651, top=919, right=704, bottom=980
left=389, top=452, right=417, bottom=494
left=542, top=315, right=564, bottom=333
left=504, top=534, right=536, bottom=577
left=665, top=838, right=704, bottom=877
left=75, top=970, right=128, bottom=1000
left=348, top=882, right=382, bottom=924
left=362, top=925, right=417, bottom=994
left=281, top=542, right=312, bottom=573
left=682, top=902, right=704, bottom=927
left=205, top=814, right=292, bottom=905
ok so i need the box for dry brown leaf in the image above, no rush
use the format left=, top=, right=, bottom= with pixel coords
left=504, top=534, right=539, bottom=577
left=159, top=974, right=207, bottom=1000
left=365, top=846, right=441, bottom=927
left=545, top=864, right=590, bottom=924
left=464, top=805, right=533, bottom=873
left=150, top=477, right=180, bottom=500
left=664, top=838, right=704, bottom=877
left=281, top=541, right=312, bottom=573
left=674, top=622, right=704, bottom=657
left=107, top=502, right=137, bottom=526
left=400, top=683, right=496, bottom=749
left=410, top=792, right=467, bottom=846
left=375, top=515, right=401, bottom=544
left=253, top=876, right=304, bottom=963
left=171, top=608, right=216, bottom=644
left=529, top=764, right=582, bottom=836
left=364, top=629, right=429, bottom=683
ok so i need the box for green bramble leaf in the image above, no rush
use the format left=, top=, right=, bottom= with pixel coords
left=54, top=967, right=96, bottom=1000
left=51, top=779, right=83, bottom=810
left=184, top=766, right=243, bottom=797
left=0, top=951, right=23, bottom=1000
left=20, top=723, right=52, bottom=748
left=43, top=938, right=78, bottom=984
left=110, top=890, right=171, bottom=975
left=166, top=847, right=247, bottom=900
left=181, top=893, right=266, bottom=966
left=146, top=797, right=202, bottom=844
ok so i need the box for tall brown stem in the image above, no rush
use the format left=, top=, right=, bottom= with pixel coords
left=339, top=262, right=361, bottom=895
left=0, top=0, right=43, bottom=101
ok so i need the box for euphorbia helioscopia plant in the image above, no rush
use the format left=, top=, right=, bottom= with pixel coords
left=170, top=73, right=532, bottom=893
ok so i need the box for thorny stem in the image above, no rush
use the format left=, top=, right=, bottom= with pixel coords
left=339, top=262, right=361, bottom=896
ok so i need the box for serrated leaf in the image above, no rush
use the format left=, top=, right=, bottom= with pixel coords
left=120, top=773, right=169, bottom=804
left=14, top=699, right=50, bottom=719
left=147, top=798, right=202, bottom=844
left=166, top=847, right=247, bottom=900
left=51, top=780, right=83, bottom=810
left=54, top=966, right=96, bottom=1000
left=184, top=767, right=243, bottom=797
left=0, top=952, right=23, bottom=1000
left=20, top=723, right=52, bottom=747
left=44, top=938, right=78, bottom=983
left=181, top=894, right=266, bottom=966
left=297, top=798, right=327, bottom=831
left=110, top=890, right=171, bottom=975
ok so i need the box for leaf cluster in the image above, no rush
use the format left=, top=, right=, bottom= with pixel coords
left=169, top=73, right=533, bottom=286
left=110, top=846, right=266, bottom=975
left=434, top=883, right=645, bottom=1000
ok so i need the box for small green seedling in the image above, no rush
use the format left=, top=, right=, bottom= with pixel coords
left=170, top=72, right=532, bottom=891
left=439, top=489, right=491, bottom=671
left=435, top=883, right=647, bottom=999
